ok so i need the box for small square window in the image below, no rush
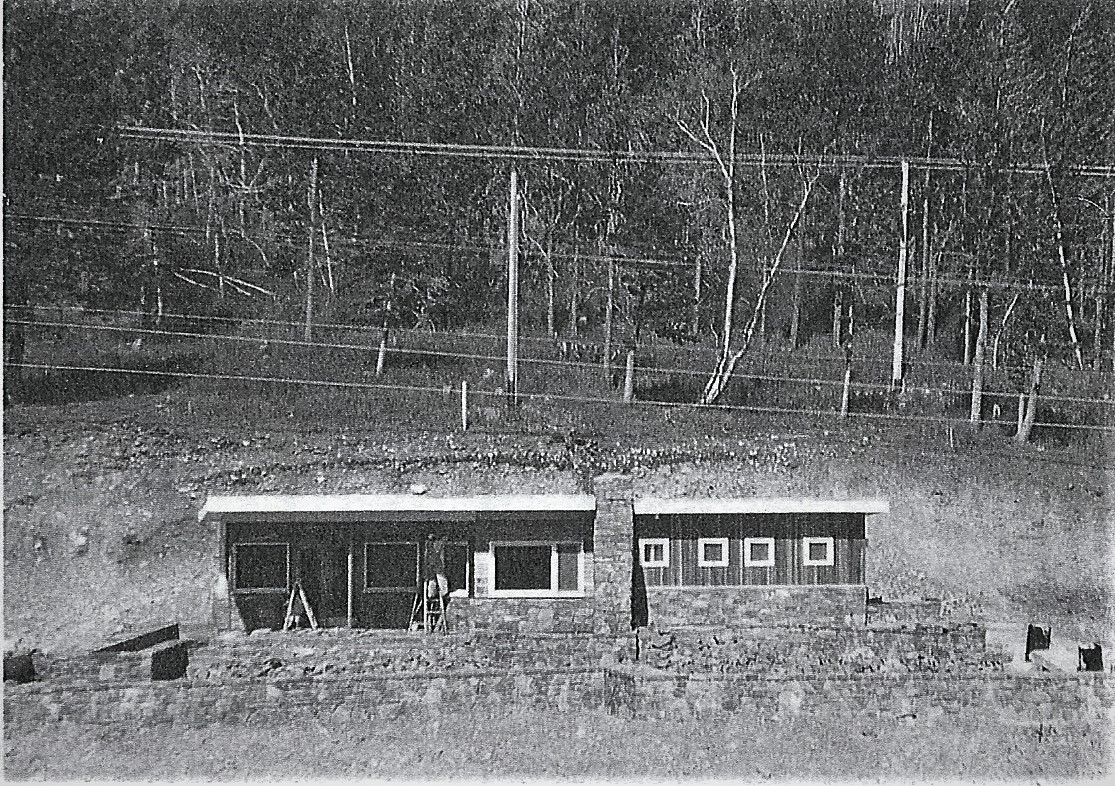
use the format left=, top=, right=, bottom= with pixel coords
left=697, top=537, right=729, bottom=568
left=744, top=537, right=775, bottom=568
left=802, top=536, right=834, bottom=567
left=639, top=538, right=670, bottom=568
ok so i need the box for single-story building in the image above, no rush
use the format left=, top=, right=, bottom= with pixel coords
left=632, top=497, right=888, bottom=628
left=198, top=475, right=887, bottom=635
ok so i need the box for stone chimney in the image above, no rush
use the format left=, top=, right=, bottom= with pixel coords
left=592, top=474, right=634, bottom=635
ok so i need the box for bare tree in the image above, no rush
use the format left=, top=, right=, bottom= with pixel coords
left=676, top=76, right=820, bottom=404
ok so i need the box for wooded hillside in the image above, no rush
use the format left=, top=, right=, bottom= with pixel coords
left=5, top=0, right=1114, bottom=410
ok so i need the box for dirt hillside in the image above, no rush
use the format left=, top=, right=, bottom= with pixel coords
left=4, top=394, right=1111, bottom=654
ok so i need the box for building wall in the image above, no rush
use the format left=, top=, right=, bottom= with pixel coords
left=638, top=584, right=868, bottom=628
left=635, top=513, right=867, bottom=587
left=215, top=509, right=603, bottom=635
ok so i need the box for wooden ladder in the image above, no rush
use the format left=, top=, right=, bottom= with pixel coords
left=409, top=584, right=447, bottom=633
left=282, top=581, right=319, bottom=631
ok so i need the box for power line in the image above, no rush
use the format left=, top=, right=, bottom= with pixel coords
left=7, top=302, right=1101, bottom=375
left=119, top=126, right=1115, bottom=178
left=11, top=211, right=1114, bottom=295
left=11, top=317, right=1115, bottom=410
left=8, top=360, right=1114, bottom=433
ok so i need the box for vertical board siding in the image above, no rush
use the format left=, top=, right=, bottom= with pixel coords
left=636, top=513, right=867, bottom=588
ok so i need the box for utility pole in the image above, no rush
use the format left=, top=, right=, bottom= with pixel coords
left=892, top=159, right=909, bottom=391
left=506, top=168, right=520, bottom=406
left=304, top=156, right=319, bottom=343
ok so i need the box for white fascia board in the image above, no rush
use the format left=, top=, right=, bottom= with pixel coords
left=633, top=497, right=890, bottom=516
left=199, top=493, right=596, bottom=522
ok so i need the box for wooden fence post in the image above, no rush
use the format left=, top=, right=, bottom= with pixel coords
left=622, top=350, right=635, bottom=403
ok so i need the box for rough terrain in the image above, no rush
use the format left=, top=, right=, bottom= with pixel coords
left=5, top=392, right=1112, bottom=654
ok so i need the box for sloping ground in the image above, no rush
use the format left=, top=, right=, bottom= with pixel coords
left=4, top=705, right=1107, bottom=781
left=4, top=393, right=1112, bottom=654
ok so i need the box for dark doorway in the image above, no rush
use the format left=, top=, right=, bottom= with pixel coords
left=296, top=545, right=349, bottom=627
left=364, top=541, right=420, bottom=628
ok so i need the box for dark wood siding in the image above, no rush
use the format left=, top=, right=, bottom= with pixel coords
left=635, top=512, right=866, bottom=587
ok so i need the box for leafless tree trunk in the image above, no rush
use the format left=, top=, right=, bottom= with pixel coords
left=319, top=191, right=335, bottom=301
left=832, top=170, right=848, bottom=348
left=917, top=113, right=933, bottom=349
left=304, top=156, right=319, bottom=343
left=991, top=290, right=1020, bottom=370
left=698, top=167, right=818, bottom=404
left=546, top=242, right=556, bottom=338
left=376, top=272, right=396, bottom=377
left=1041, top=140, right=1085, bottom=370
left=962, top=269, right=972, bottom=366
left=568, top=238, right=580, bottom=338
left=675, top=70, right=746, bottom=399
left=970, top=287, right=988, bottom=425
left=789, top=217, right=803, bottom=348
left=1015, top=351, right=1045, bottom=444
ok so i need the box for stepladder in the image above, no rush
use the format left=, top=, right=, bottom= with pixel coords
left=409, top=579, right=447, bottom=633
left=283, top=581, right=319, bottom=631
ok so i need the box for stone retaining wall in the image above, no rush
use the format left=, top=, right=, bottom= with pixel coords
left=636, top=623, right=998, bottom=675
left=34, top=641, right=191, bottom=683
left=186, top=631, right=630, bottom=681
left=3, top=668, right=601, bottom=731
left=604, top=664, right=1115, bottom=724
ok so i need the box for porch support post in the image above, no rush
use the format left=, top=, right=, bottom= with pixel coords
left=209, top=514, right=233, bottom=633
left=346, top=540, right=355, bottom=628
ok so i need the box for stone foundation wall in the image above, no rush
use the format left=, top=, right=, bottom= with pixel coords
left=643, top=585, right=867, bottom=629
left=447, top=598, right=598, bottom=635
left=604, top=665, right=1115, bottom=724
left=636, top=623, right=997, bottom=675
left=186, top=631, right=631, bottom=681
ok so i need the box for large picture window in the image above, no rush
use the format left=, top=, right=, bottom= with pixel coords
left=365, top=542, right=419, bottom=591
left=233, top=543, right=289, bottom=591
left=490, top=541, right=583, bottom=596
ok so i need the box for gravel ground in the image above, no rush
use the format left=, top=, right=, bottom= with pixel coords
left=3, top=706, right=1109, bottom=781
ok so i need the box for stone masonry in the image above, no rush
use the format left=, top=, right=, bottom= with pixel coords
left=592, top=474, right=635, bottom=635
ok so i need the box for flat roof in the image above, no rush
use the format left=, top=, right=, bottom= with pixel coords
left=199, top=493, right=596, bottom=522
left=633, top=498, right=889, bottom=516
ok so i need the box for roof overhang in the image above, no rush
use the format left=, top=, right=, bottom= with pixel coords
left=633, top=498, right=890, bottom=516
left=199, top=493, right=597, bottom=523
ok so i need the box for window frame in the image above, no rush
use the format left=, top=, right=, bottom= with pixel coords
left=802, top=536, right=835, bottom=567
left=696, top=537, right=730, bottom=568
left=231, top=542, right=290, bottom=593
left=363, top=541, right=420, bottom=593
left=487, top=540, right=585, bottom=598
left=638, top=537, right=670, bottom=568
left=444, top=540, right=472, bottom=598
left=743, top=537, right=776, bottom=568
